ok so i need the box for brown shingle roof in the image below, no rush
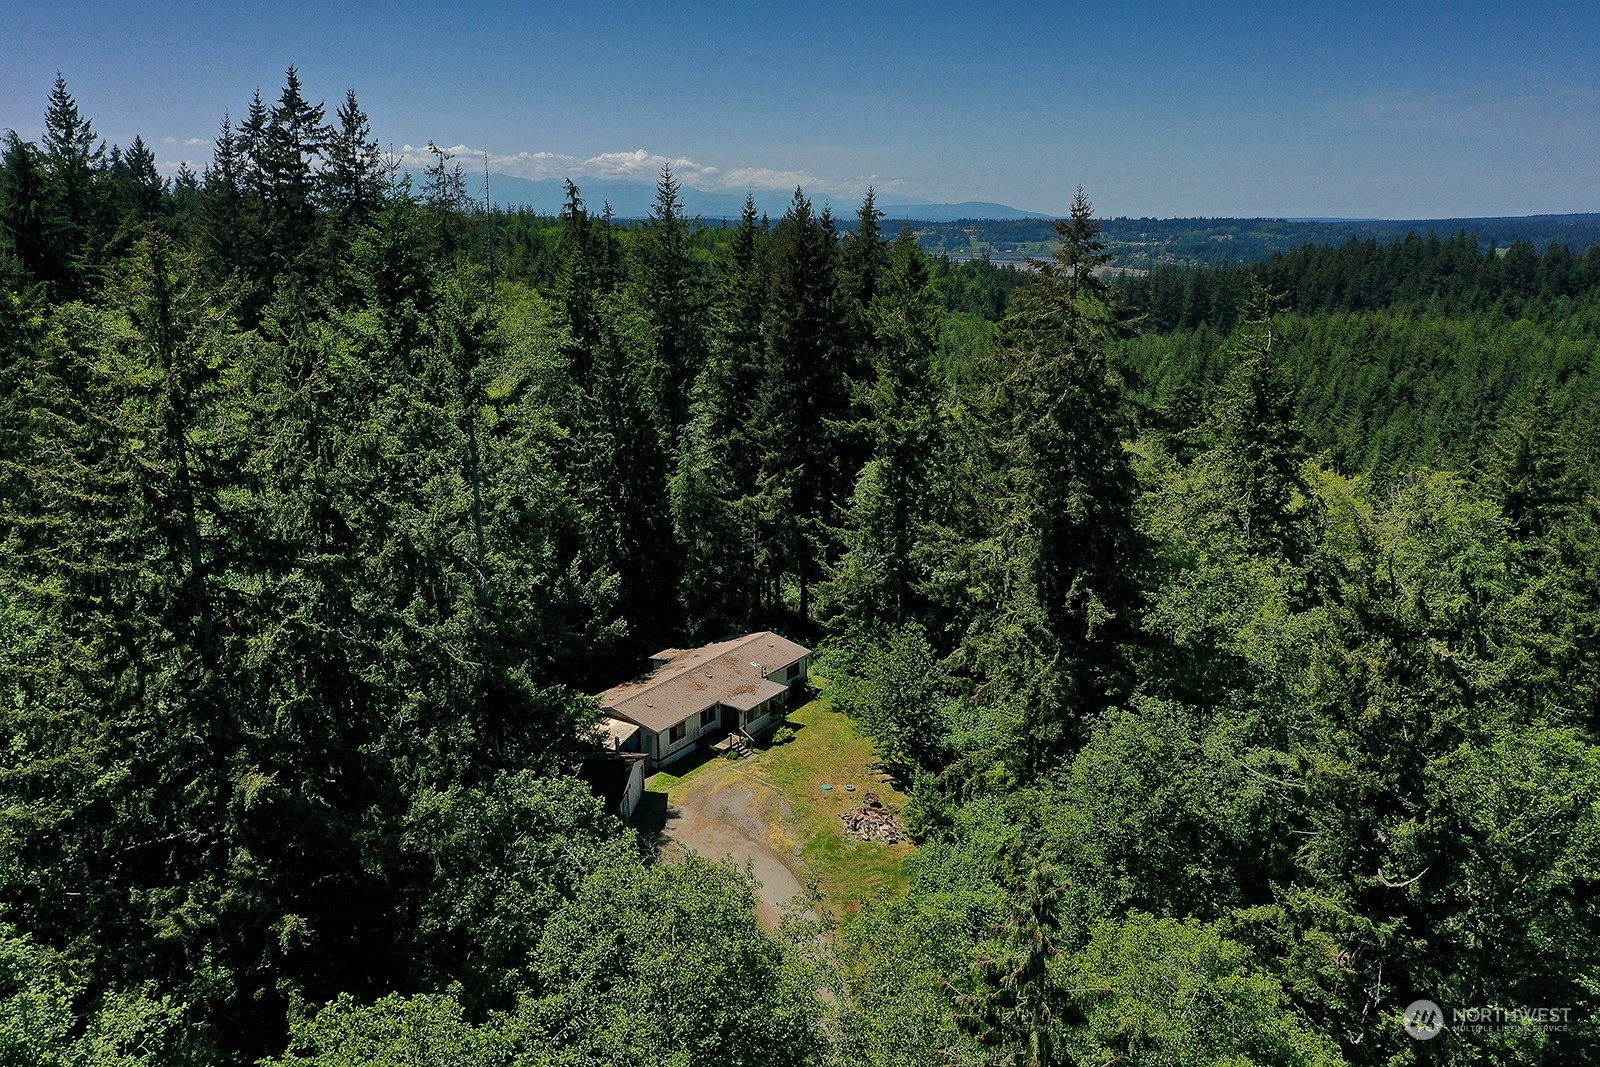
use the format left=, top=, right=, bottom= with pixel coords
left=599, top=632, right=810, bottom=733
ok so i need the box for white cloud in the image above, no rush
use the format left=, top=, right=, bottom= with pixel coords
left=397, top=143, right=717, bottom=186
left=150, top=137, right=920, bottom=201
left=396, top=142, right=910, bottom=199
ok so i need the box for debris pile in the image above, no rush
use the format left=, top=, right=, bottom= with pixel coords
left=839, top=792, right=905, bottom=843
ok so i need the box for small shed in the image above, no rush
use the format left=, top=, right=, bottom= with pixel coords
left=578, top=751, right=647, bottom=819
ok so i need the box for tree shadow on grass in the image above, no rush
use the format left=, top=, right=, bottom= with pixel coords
left=647, top=744, right=727, bottom=787
left=630, top=791, right=673, bottom=857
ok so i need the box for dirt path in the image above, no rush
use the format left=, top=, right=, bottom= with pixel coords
left=656, top=767, right=808, bottom=928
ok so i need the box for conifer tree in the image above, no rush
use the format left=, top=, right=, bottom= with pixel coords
left=574, top=325, right=681, bottom=661
left=246, top=69, right=329, bottom=275
left=199, top=113, right=248, bottom=283
left=320, top=88, right=387, bottom=227
left=552, top=181, right=680, bottom=661
left=0, top=132, right=58, bottom=285
left=827, top=228, right=942, bottom=629
left=633, top=164, right=708, bottom=443
left=238, top=89, right=269, bottom=190
left=40, top=74, right=106, bottom=295
left=1488, top=388, right=1570, bottom=544
left=974, top=188, right=1139, bottom=772
left=707, top=192, right=769, bottom=491
left=1191, top=281, right=1312, bottom=560
left=267, top=68, right=327, bottom=209
left=556, top=180, right=604, bottom=388
left=754, top=188, right=851, bottom=621
left=840, top=186, right=886, bottom=314
left=670, top=372, right=751, bottom=639
left=171, top=162, right=200, bottom=220
left=839, top=186, right=887, bottom=376
left=419, top=140, right=475, bottom=261
left=950, top=861, right=1068, bottom=1067
left=109, top=134, right=166, bottom=232
left=666, top=193, right=770, bottom=635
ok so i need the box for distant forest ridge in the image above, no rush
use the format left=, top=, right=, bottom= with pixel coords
left=476, top=173, right=1599, bottom=266
left=913, top=213, right=1600, bottom=268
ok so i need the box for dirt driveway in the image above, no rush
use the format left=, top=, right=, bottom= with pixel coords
left=654, top=764, right=809, bottom=928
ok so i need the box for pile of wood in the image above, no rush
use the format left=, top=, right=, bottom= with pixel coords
left=839, top=792, right=905, bottom=843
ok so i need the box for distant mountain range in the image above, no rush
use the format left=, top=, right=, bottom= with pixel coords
left=877, top=201, right=1054, bottom=222
left=474, top=174, right=1051, bottom=222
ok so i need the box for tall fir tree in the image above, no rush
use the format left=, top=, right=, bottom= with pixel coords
left=632, top=164, right=708, bottom=445
left=753, top=188, right=852, bottom=622
left=244, top=69, right=328, bottom=285
left=319, top=88, right=387, bottom=229
left=199, top=113, right=249, bottom=285
left=1192, top=281, right=1312, bottom=561
left=108, top=134, right=166, bottom=237
left=556, top=180, right=604, bottom=389
left=40, top=74, right=107, bottom=296
left=839, top=186, right=886, bottom=353
left=974, top=188, right=1140, bottom=774
left=0, top=132, right=60, bottom=286
left=826, top=228, right=943, bottom=630
left=707, top=192, right=769, bottom=495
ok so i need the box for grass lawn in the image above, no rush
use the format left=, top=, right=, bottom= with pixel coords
left=742, top=696, right=914, bottom=913
left=644, top=743, right=727, bottom=792
left=634, top=692, right=915, bottom=916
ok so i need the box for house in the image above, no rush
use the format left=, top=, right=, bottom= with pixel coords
left=598, top=632, right=812, bottom=769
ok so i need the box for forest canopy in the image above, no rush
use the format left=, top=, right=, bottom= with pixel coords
left=2, top=71, right=1598, bottom=1066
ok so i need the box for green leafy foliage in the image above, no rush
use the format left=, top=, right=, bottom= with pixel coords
left=400, top=774, right=634, bottom=1015
left=270, top=994, right=516, bottom=1067
left=1065, top=914, right=1343, bottom=1067
left=524, top=854, right=820, bottom=1067
left=0, top=925, right=191, bottom=1066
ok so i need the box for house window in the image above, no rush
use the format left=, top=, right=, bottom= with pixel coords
left=700, top=707, right=718, bottom=728
left=669, top=722, right=687, bottom=744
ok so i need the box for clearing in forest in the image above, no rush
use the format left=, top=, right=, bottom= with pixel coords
left=641, top=697, right=913, bottom=926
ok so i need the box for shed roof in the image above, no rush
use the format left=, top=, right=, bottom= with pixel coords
left=600, top=632, right=810, bottom=733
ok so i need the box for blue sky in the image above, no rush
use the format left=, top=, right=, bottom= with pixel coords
left=4, top=0, right=1597, bottom=218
